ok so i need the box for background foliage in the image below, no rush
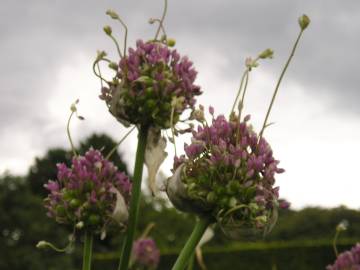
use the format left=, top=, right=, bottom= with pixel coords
left=1, top=133, right=359, bottom=270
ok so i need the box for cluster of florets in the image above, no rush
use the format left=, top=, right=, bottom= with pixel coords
left=327, top=243, right=360, bottom=270
left=100, top=39, right=201, bottom=129
left=168, top=107, right=284, bottom=233
left=132, top=237, right=160, bottom=269
left=44, top=149, right=131, bottom=234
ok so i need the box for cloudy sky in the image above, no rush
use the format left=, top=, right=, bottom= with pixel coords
left=1, top=0, right=360, bottom=209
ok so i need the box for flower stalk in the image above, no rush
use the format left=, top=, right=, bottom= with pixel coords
left=171, top=217, right=212, bottom=270
left=118, top=126, right=149, bottom=270
left=82, top=232, right=93, bottom=270
left=259, top=27, right=306, bottom=140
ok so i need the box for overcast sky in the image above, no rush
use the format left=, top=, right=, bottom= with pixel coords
left=1, top=0, right=360, bottom=209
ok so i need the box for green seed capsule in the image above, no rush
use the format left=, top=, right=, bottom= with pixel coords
left=56, top=205, right=66, bottom=216
left=146, top=99, right=156, bottom=110
left=88, top=214, right=101, bottom=225
left=228, top=197, right=237, bottom=208
left=206, top=192, right=217, bottom=204
left=69, top=199, right=81, bottom=208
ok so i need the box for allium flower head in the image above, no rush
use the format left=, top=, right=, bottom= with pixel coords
left=44, top=148, right=131, bottom=234
left=100, top=39, right=201, bottom=128
left=167, top=110, right=284, bottom=236
left=132, top=237, right=160, bottom=269
left=327, top=243, right=360, bottom=270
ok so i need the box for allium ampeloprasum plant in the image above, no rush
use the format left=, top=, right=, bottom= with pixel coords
left=94, top=1, right=202, bottom=269
left=166, top=15, right=310, bottom=270
left=37, top=101, right=131, bottom=270
left=131, top=238, right=160, bottom=270
left=325, top=220, right=360, bottom=270
left=127, top=223, right=160, bottom=270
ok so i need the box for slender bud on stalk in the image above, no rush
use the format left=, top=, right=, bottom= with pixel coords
left=298, top=14, right=310, bottom=30
left=103, top=25, right=112, bottom=35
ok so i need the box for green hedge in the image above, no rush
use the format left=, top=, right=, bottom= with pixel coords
left=93, top=240, right=357, bottom=270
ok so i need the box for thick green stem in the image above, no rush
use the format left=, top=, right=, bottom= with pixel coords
left=118, top=126, right=148, bottom=270
left=82, top=232, right=93, bottom=270
left=172, top=217, right=211, bottom=270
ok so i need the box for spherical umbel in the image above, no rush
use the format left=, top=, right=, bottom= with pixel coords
left=44, top=149, right=131, bottom=235
left=167, top=111, right=285, bottom=236
left=100, top=39, right=201, bottom=129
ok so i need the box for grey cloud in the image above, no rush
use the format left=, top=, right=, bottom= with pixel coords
left=1, top=0, right=360, bottom=153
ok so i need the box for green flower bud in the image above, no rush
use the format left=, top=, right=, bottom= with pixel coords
left=56, top=205, right=66, bottom=216
left=228, top=197, right=237, bottom=208
left=135, top=76, right=154, bottom=86
left=336, top=220, right=349, bottom=232
left=75, top=221, right=84, bottom=229
left=298, top=14, right=310, bottom=30
left=36, top=240, right=48, bottom=249
left=255, top=215, right=267, bottom=224
left=106, top=9, right=120, bottom=20
left=146, top=99, right=157, bottom=110
left=259, top=48, right=274, bottom=59
left=96, top=50, right=107, bottom=61
left=70, top=99, right=79, bottom=112
left=108, top=62, right=118, bottom=71
left=206, top=191, right=217, bottom=203
left=88, top=214, right=101, bottom=225
left=103, top=25, right=112, bottom=35
left=69, top=198, right=81, bottom=208
left=167, top=38, right=176, bottom=47
left=145, top=87, right=154, bottom=97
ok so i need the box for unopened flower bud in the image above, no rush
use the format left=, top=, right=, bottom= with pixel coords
left=106, top=9, right=120, bottom=20
left=298, top=14, right=310, bottom=30
left=161, top=35, right=167, bottom=41
left=171, top=96, right=185, bottom=110
left=70, top=99, right=79, bottom=112
left=167, top=38, right=176, bottom=47
left=75, top=221, right=84, bottom=229
left=70, top=103, right=77, bottom=112
left=245, top=57, right=259, bottom=69
left=36, top=240, right=49, bottom=249
left=255, top=215, right=267, bottom=224
left=103, top=25, right=112, bottom=35
left=148, top=18, right=156, bottom=24
left=336, top=220, right=349, bottom=232
left=259, top=48, right=274, bottom=59
left=108, top=62, right=118, bottom=71
left=96, top=50, right=107, bottom=61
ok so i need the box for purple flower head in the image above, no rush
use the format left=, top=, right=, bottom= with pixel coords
left=132, top=237, right=160, bottom=269
left=44, top=148, right=131, bottom=234
left=167, top=109, right=284, bottom=235
left=100, top=39, right=201, bottom=129
left=327, top=243, right=360, bottom=270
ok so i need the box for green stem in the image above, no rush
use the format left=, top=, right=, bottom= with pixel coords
left=230, top=69, right=249, bottom=115
left=333, top=230, right=340, bottom=257
left=172, top=217, right=212, bottom=270
left=154, top=0, right=168, bottom=40
left=67, top=111, right=77, bottom=157
left=106, top=126, right=136, bottom=160
left=118, top=126, right=149, bottom=270
left=259, top=30, right=304, bottom=140
left=82, top=232, right=93, bottom=270
left=186, top=253, right=195, bottom=270
left=238, top=68, right=250, bottom=121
